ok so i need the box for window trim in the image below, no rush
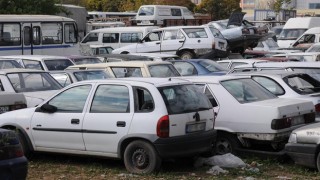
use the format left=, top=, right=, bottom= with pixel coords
left=251, top=75, right=286, bottom=96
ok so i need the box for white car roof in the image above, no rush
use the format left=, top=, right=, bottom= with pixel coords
left=0, top=68, right=45, bottom=75
left=67, top=61, right=173, bottom=69
left=0, top=55, right=72, bottom=61
left=234, top=62, right=320, bottom=69
left=230, top=70, right=306, bottom=78
left=90, top=26, right=158, bottom=33
left=173, top=75, right=251, bottom=84
left=129, top=53, right=179, bottom=58
left=217, top=59, right=268, bottom=63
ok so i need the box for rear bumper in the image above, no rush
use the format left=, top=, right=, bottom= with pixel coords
left=285, top=143, right=317, bottom=168
left=0, top=156, right=28, bottom=179
left=154, top=129, right=217, bottom=158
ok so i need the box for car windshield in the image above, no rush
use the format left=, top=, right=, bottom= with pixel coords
left=221, top=78, right=277, bottom=104
left=158, top=84, right=212, bottom=115
left=73, top=70, right=110, bottom=81
left=292, top=67, right=320, bottom=81
left=265, top=38, right=279, bottom=48
left=72, top=57, right=101, bottom=65
left=283, top=74, right=320, bottom=95
left=0, top=60, right=22, bottom=69
left=138, top=7, right=154, bottom=16
left=7, top=72, right=62, bottom=92
left=148, top=64, right=180, bottom=77
left=306, top=44, right=320, bottom=52
left=278, top=29, right=307, bottom=40
left=198, top=59, right=229, bottom=72
left=44, top=59, right=74, bottom=71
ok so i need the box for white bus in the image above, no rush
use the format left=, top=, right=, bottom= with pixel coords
left=0, top=15, right=79, bottom=56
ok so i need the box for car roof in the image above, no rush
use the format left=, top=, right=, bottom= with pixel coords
left=72, top=77, right=191, bottom=87
left=234, top=62, right=320, bottom=69
left=173, top=75, right=251, bottom=84
left=230, top=70, right=305, bottom=77
left=0, top=55, right=72, bottom=60
left=0, top=68, right=45, bottom=74
left=155, top=26, right=208, bottom=31
left=217, top=59, right=268, bottom=63
left=68, top=61, right=173, bottom=69
left=129, top=53, right=179, bottom=58
left=98, top=54, right=152, bottom=60
left=90, top=26, right=158, bottom=33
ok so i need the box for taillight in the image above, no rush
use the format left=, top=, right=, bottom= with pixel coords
left=304, top=112, right=316, bottom=123
left=0, top=132, right=24, bottom=160
left=315, top=104, right=320, bottom=116
left=157, top=115, right=169, bottom=138
left=10, top=104, right=27, bottom=111
left=271, top=117, right=292, bottom=130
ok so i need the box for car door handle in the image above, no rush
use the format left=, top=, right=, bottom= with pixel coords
left=156, top=42, right=160, bottom=44
left=198, top=40, right=201, bottom=43
left=71, top=119, right=80, bottom=124
left=179, top=40, right=184, bottom=43
left=117, top=121, right=126, bottom=127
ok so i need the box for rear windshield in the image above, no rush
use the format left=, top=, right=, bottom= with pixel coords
left=44, top=59, right=74, bottom=71
left=0, top=60, right=22, bottom=69
left=158, top=84, right=212, bottom=115
left=198, top=59, right=229, bottom=72
left=283, top=74, right=320, bottom=95
left=73, top=70, right=110, bottom=81
left=148, top=64, right=180, bottom=77
left=278, top=29, right=307, bottom=40
left=72, top=57, right=101, bottom=65
left=138, top=7, right=154, bottom=16
left=221, top=78, right=277, bottom=104
left=292, top=67, right=320, bottom=81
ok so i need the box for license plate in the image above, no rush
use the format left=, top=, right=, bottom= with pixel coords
left=291, top=116, right=304, bottom=126
left=0, top=106, right=9, bottom=114
left=142, top=20, right=151, bottom=24
left=186, top=122, right=206, bottom=133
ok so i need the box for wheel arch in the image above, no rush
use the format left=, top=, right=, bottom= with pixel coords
left=177, top=48, right=195, bottom=56
left=1, top=124, right=34, bottom=151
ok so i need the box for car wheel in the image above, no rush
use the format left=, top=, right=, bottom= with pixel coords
left=317, top=152, right=320, bottom=172
left=124, top=140, right=161, bottom=174
left=179, top=51, right=194, bottom=59
left=215, top=132, right=240, bottom=155
left=17, top=130, right=31, bottom=158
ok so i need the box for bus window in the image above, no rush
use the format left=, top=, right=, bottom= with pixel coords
left=41, top=23, right=62, bottom=44
left=0, top=23, right=21, bottom=46
left=65, top=23, right=77, bottom=43
left=103, top=33, right=119, bottom=43
left=33, top=26, right=41, bottom=45
left=121, top=33, right=142, bottom=43
left=82, top=33, right=98, bottom=43
left=24, top=27, right=31, bottom=46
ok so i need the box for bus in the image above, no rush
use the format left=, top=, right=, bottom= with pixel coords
left=0, top=15, right=79, bottom=56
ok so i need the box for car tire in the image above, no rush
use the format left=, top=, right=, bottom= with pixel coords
left=179, top=51, right=194, bottom=59
left=17, top=130, right=32, bottom=158
left=215, top=132, right=240, bottom=155
left=124, top=140, right=161, bottom=174
left=317, top=152, right=320, bottom=172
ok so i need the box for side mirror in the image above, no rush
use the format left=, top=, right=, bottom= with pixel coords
left=138, top=39, right=143, bottom=43
left=39, top=104, right=57, bottom=113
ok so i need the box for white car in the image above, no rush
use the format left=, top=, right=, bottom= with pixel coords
left=112, top=25, right=227, bottom=59
left=0, top=55, right=75, bottom=71
left=217, top=59, right=268, bottom=70
left=67, top=61, right=181, bottom=78
left=0, top=78, right=216, bottom=173
left=0, top=92, right=27, bottom=114
left=231, top=71, right=320, bottom=121
left=182, top=76, right=315, bottom=155
left=0, top=69, right=62, bottom=107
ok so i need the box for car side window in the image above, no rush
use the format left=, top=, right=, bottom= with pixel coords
left=163, top=30, right=178, bottom=40
left=90, top=85, right=130, bottom=113
left=144, top=31, right=162, bottom=42
left=172, top=62, right=196, bottom=76
left=252, top=76, right=285, bottom=96
left=111, top=67, right=143, bottom=78
left=48, top=85, right=91, bottom=113
left=134, top=87, right=154, bottom=112
left=194, top=84, right=218, bottom=107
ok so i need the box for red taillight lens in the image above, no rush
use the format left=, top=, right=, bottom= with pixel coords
left=157, top=115, right=169, bottom=138
left=315, top=104, right=320, bottom=115
left=10, top=104, right=27, bottom=111
left=304, top=112, right=316, bottom=123
left=271, top=117, right=292, bottom=130
left=212, top=42, right=215, bottom=49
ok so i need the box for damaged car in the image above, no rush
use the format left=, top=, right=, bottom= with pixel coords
left=208, top=12, right=272, bottom=54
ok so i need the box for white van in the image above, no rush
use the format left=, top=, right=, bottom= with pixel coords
left=80, top=26, right=158, bottom=50
left=277, top=17, right=320, bottom=48
left=135, top=5, right=194, bottom=26
left=290, top=27, right=320, bottom=49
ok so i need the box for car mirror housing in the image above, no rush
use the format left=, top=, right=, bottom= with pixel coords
left=40, top=104, right=57, bottom=113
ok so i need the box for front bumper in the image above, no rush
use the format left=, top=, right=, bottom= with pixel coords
left=154, top=129, right=217, bottom=158
left=0, top=156, right=28, bottom=179
left=285, top=143, right=317, bottom=168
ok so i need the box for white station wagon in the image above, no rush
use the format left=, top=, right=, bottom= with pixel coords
left=0, top=78, right=216, bottom=173
left=183, top=76, right=315, bottom=155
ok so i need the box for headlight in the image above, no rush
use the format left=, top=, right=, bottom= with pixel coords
left=288, top=133, right=297, bottom=143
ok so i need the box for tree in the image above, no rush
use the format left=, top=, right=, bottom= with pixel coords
left=196, top=0, right=241, bottom=20
left=120, top=0, right=195, bottom=12
left=270, top=0, right=292, bottom=13
left=0, top=0, right=64, bottom=14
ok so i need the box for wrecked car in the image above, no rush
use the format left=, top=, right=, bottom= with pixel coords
left=208, top=12, right=272, bottom=54
left=182, top=76, right=315, bottom=155
left=285, top=122, right=320, bottom=171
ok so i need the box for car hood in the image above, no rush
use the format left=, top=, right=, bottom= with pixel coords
left=24, top=90, right=59, bottom=107
left=227, top=12, right=245, bottom=27
left=247, top=98, right=314, bottom=117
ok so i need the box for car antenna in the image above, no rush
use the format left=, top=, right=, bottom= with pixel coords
left=168, top=78, right=171, bottom=81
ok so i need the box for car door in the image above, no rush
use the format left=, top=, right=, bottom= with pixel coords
left=82, top=83, right=134, bottom=154
left=160, top=29, right=185, bottom=54
left=136, top=31, right=162, bottom=53
left=181, top=27, right=212, bottom=51
left=30, top=84, right=92, bottom=150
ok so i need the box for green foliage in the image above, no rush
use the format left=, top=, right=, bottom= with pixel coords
left=0, top=0, right=63, bottom=14
left=196, top=0, right=241, bottom=20
left=272, top=0, right=292, bottom=13
left=120, top=0, right=195, bottom=12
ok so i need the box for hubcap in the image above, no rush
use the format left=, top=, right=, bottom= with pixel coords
left=132, top=148, right=149, bottom=169
left=216, top=139, right=232, bottom=154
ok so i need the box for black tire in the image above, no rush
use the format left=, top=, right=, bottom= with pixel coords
left=317, top=152, right=320, bottom=172
left=124, top=140, right=161, bottom=174
left=17, top=130, right=32, bottom=158
left=215, top=132, right=240, bottom=155
left=179, top=51, right=194, bottom=59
